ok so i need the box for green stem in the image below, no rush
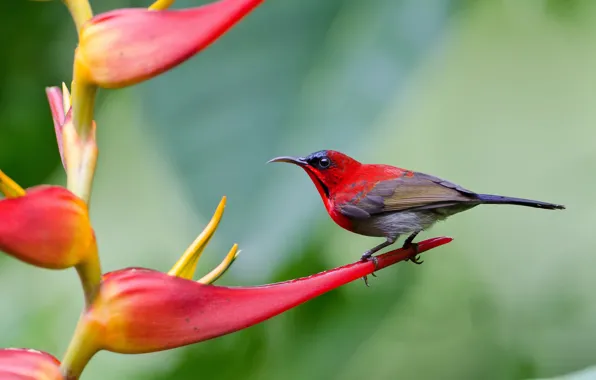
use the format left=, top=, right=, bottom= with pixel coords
left=60, top=313, right=101, bottom=380
left=71, top=78, right=96, bottom=142
left=67, top=72, right=99, bottom=203
left=61, top=0, right=93, bottom=35
left=76, top=252, right=102, bottom=308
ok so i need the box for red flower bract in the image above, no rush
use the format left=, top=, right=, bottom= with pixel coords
left=76, top=0, right=264, bottom=88
left=91, top=237, right=452, bottom=353
left=0, top=349, right=63, bottom=380
left=0, top=186, right=95, bottom=269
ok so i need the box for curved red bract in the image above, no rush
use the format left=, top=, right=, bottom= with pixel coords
left=77, top=0, right=264, bottom=88
left=95, top=237, right=452, bottom=353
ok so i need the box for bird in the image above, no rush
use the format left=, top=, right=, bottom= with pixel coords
left=268, top=150, right=565, bottom=275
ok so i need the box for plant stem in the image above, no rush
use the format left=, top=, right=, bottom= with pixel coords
left=76, top=250, right=102, bottom=308
left=61, top=0, right=93, bottom=34
left=70, top=77, right=96, bottom=143
left=60, top=313, right=101, bottom=380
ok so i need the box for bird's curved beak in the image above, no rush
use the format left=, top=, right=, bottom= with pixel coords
left=267, top=156, right=307, bottom=166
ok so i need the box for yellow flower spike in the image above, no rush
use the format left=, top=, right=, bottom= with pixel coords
left=168, top=196, right=227, bottom=280
left=62, top=82, right=71, bottom=112
left=61, top=0, right=93, bottom=35
left=148, top=0, right=175, bottom=10
left=0, top=170, right=25, bottom=198
left=198, top=244, right=239, bottom=285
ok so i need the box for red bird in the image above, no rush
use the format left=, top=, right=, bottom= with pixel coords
left=269, top=150, right=565, bottom=265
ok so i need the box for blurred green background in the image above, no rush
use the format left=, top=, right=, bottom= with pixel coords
left=1, top=0, right=595, bottom=379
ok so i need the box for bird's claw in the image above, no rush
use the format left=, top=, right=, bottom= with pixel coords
left=403, top=242, right=423, bottom=265
left=362, top=275, right=370, bottom=287
left=407, top=254, right=424, bottom=265
left=360, top=254, right=378, bottom=286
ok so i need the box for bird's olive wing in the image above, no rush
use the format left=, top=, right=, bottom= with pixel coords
left=342, top=172, right=477, bottom=217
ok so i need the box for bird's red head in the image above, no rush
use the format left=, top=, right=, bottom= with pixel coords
left=268, top=150, right=361, bottom=201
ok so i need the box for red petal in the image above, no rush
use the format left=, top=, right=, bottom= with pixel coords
left=96, top=237, right=451, bottom=353
left=0, top=348, right=63, bottom=380
left=0, top=186, right=95, bottom=269
left=77, top=0, right=264, bottom=88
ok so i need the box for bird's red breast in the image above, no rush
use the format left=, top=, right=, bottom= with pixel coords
left=325, top=164, right=410, bottom=232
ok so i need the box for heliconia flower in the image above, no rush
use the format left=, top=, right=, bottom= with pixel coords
left=0, top=348, right=63, bottom=380
left=74, top=0, right=264, bottom=88
left=80, top=237, right=451, bottom=354
left=0, top=186, right=97, bottom=269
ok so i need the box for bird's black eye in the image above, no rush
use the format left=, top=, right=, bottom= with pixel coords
left=318, top=157, right=331, bottom=169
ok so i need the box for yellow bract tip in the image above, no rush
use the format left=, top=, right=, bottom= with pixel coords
left=0, top=170, right=25, bottom=198
left=148, top=0, right=175, bottom=10
left=198, top=244, right=239, bottom=285
left=168, top=196, right=227, bottom=280
left=62, top=82, right=72, bottom=112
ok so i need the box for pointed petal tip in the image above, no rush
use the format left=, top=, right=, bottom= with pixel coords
left=61, top=82, right=71, bottom=111
left=148, top=0, right=175, bottom=10
left=373, top=236, right=452, bottom=271
left=417, top=236, right=453, bottom=250
left=45, top=86, right=62, bottom=93
left=168, top=197, right=228, bottom=279
left=197, top=243, right=239, bottom=284
left=0, top=170, right=26, bottom=198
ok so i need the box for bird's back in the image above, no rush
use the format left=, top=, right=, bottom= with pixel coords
left=330, top=164, right=482, bottom=239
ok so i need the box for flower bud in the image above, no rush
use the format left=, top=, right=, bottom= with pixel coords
left=0, top=186, right=96, bottom=269
left=0, top=348, right=63, bottom=380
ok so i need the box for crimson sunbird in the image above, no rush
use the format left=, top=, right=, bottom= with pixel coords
left=268, top=150, right=565, bottom=265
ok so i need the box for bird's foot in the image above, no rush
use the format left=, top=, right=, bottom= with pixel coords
left=403, top=241, right=423, bottom=265
left=361, top=253, right=379, bottom=268
left=360, top=252, right=378, bottom=286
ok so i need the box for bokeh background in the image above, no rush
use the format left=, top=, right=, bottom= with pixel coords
left=2, top=0, right=595, bottom=379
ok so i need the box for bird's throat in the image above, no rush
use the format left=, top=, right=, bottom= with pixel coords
left=305, top=169, right=330, bottom=199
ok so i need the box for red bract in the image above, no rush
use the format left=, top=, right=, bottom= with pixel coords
left=0, top=186, right=96, bottom=269
left=76, top=0, right=264, bottom=88
left=0, top=349, right=63, bottom=380
left=90, top=237, right=451, bottom=353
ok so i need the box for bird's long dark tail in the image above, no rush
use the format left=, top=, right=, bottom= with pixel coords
left=475, top=194, right=565, bottom=210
